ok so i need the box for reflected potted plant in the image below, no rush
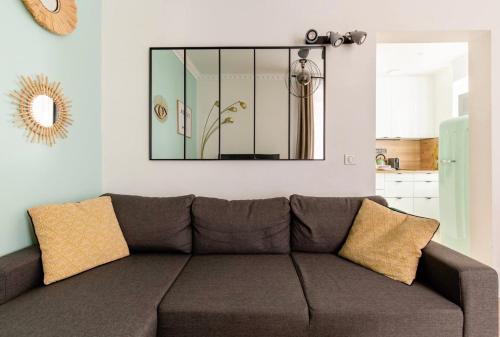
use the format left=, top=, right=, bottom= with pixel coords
left=200, top=100, right=247, bottom=159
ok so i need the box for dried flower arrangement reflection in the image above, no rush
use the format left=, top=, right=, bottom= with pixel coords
left=10, top=75, right=72, bottom=146
left=200, top=100, right=247, bottom=159
left=22, top=0, right=78, bottom=36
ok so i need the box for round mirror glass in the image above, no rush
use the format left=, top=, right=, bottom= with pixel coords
left=32, top=95, right=57, bottom=127
left=40, top=0, right=59, bottom=12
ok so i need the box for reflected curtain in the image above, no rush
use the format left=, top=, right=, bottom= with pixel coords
left=296, top=83, right=314, bottom=159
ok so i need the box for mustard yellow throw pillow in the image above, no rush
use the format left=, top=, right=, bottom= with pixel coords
left=29, top=196, right=130, bottom=285
left=338, top=198, right=438, bottom=285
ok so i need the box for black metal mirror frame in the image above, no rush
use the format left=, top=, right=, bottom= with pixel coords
left=149, top=46, right=326, bottom=160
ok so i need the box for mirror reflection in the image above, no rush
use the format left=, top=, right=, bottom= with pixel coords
left=150, top=47, right=325, bottom=160
left=40, top=0, right=59, bottom=12
left=256, top=49, right=289, bottom=159
left=220, top=49, right=253, bottom=159
left=151, top=49, right=184, bottom=159
left=290, top=48, right=325, bottom=160
left=32, top=94, right=57, bottom=127
left=186, top=49, right=219, bottom=159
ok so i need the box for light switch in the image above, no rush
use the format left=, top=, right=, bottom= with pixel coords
left=344, top=154, right=356, bottom=165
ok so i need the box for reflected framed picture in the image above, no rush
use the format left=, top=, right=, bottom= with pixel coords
left=177, top=100, right=192, bottom=138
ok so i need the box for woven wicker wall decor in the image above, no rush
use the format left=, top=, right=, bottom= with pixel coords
left=10, top=75, right=72, bottom=146
left=22, top=0, right=77, bottom=36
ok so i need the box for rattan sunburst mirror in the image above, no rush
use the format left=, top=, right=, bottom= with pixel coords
left=23, top=0, right=78, bottom=36
left=10, top=75, right=72, bottom=146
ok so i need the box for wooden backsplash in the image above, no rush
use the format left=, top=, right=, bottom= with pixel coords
left=376, top=138, right=439, bottom=170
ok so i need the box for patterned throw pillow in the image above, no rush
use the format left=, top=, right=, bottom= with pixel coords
left=339, top=198, right=438, bottom=285
left=29, top=196, right=130, bottom=285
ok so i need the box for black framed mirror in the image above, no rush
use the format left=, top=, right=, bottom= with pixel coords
left=149, top=46, right=326, bottom=160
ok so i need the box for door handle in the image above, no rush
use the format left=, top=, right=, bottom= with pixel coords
left=440, top=159, right=456, bottom=164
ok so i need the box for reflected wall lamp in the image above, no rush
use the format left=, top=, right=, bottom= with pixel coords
left=305, top=29, right=367, bottom=47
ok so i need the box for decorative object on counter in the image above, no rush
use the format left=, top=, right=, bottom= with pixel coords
left=387, top=157, right=400, bottom=170
left=10, top=74, right=72, bottom=146
left=177, top=100, right=192, bottom=138
left=22, top=0, right=78, bottom=36
left=375, top=154, right=386, bottom=166
left=200, top=100, right=247, bottom=159
left=153, top=95, right=168, bottom=122
left=305, top=29, right=367, bottom=47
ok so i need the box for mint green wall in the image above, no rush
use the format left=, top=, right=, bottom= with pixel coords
left=151, top=51, right=198, bottom=159
left=0, top=1, right=102, bottom=256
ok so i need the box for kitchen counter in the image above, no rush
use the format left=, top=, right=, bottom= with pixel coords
left=376, top=169, right=438, bottom=174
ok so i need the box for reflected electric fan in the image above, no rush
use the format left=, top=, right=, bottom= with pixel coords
left=285, top=48, right=323, bottom=98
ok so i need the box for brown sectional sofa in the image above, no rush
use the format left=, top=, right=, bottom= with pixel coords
left=0, top=195, right=497, bottom=337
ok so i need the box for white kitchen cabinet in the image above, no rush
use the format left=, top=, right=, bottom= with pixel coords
left=385, top=181, right=414, bottom=198
left=376, top=173, right=385, bottom=190
left=390, top=77, right=414, bottom=138
left=376, top=75, right=436, bottom=139
left=414, top=77, right=435, bottom=138
left=384, top=172, right=414, bottom=182
left=413, top=172, right=439, bottom=182
left=376, top=77, right=392, bottom=138
left=386, top=197, right=414, bottom=214
left=375, top=171, right=439, bottom=220
left=414, top=181, right=439, bottom=198
left=414, top=198, right=440, bottom=219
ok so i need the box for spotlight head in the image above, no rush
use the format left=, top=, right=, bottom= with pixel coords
left=305, top=29, right=319, bottom=44
left=328, top=31, right=344, bottom=48
left=298, top=48, right=310, bottom=59
left=346, top=30, right=367, bottom=45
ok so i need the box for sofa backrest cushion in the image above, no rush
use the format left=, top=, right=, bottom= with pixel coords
left=192, top=197, right=291, bottom=254
left=105, top=194, right=195, bottom=253
left=290, top=195, right=388, bottom=253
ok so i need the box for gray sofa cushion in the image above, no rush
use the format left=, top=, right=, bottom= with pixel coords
left=0, top=246, right=42, bottom=305
left=105, top=194, right=195, bottom=253
left=158, top=255, right=309, bottom=337
left=292, top=252, right=463, bottom=337
left=192, top=197, right=291, bottom=254
left=290, top=195, right=387, bottom=253
left=0, top=254, right=190, bottom=337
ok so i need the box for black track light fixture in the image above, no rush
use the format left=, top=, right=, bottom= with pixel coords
left=305, top=29, right=367, bottom=47
left=344, top=30, right=368, bottom=45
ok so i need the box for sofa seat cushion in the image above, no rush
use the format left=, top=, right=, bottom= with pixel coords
left=158, top=255, right=309, bottom=337
left=292, top=253, right=463, bottom=337
left=0, top=254, right=190, bottom=337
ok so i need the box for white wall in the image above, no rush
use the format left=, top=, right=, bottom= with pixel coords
left=101, top=0, right=500, bottom=269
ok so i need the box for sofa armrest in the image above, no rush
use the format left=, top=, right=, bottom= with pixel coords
left=417, top=241, right=498, bottom=337
left=0, top=246, right=43, bottom=305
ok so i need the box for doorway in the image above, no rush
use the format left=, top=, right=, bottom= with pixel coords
left=375, top=31, right=492, bottom=264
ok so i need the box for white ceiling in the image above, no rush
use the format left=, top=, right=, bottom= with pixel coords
left=377, top=42, right=468, bottom=76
